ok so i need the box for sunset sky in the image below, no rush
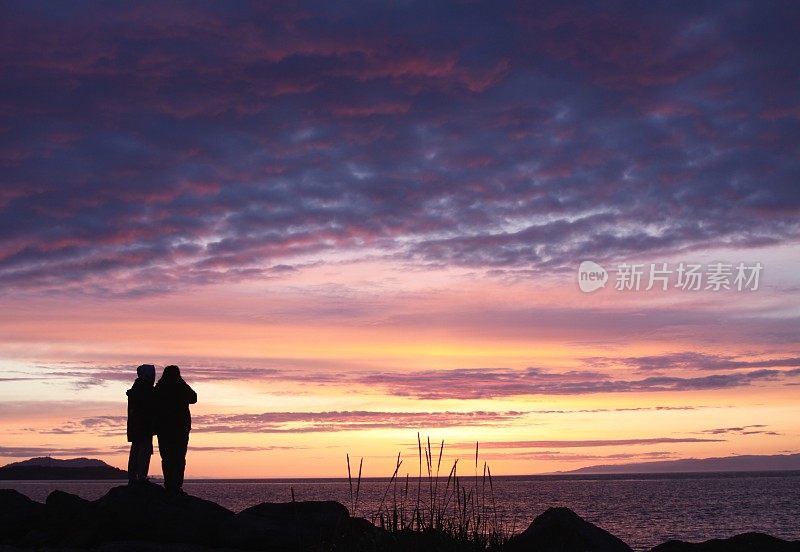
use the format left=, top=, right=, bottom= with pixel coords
left=1, top=1, right=798, bottom=478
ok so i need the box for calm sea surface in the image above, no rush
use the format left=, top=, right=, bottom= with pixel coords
left=3, top=473, right=799, bottom=551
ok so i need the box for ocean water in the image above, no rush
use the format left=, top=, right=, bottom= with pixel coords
left=3, top=473, right=799, bottom=551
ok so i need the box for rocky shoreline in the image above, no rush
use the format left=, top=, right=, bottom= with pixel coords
left=1, top=484, right=797, bottom=552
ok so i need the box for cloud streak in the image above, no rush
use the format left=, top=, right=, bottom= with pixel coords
left=32, top=410, right=530, bottom=436
left=30, top=360, right=800, bottom=399
left=695, top=425, right=780, bottom=436
left=348, top=367, right=798, bottom=399
left=593, top=352, right=800, bottom=373
left=452, top=438, right=725, bottom=449
left=0, top=444, right=304, bottom=459
left=0, top=445, right=127, bottom=458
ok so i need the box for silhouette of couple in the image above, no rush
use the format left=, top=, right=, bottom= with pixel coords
left=127, top=364, right=197, bottom=493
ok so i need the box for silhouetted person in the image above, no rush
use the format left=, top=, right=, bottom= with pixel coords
left=154, top=365, right=197, bottom=493
left=126, top=364, right=156, bottom=485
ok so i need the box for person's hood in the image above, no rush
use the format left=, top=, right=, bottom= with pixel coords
left=137, top=364, right=156, bottom=381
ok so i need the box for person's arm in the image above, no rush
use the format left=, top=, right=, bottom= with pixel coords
left=185, top=384, right=197, bottom=404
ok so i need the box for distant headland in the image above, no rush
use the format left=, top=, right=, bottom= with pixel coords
left=558, top=452, right=800, bottom=475
left=0, top=457, right=127, bottom=480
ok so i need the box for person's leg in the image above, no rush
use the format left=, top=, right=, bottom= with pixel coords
left=159, top=434, right=184, bottom=491
left=174, top=433, right=189, bottom=489
left=157, top=434, right=174, bottom=490
left=127, top=441, right=138, bottom=484
left=136, top=437, right=153, bottom=481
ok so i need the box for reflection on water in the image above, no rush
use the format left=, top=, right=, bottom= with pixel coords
left=4, top=473, right=799, bottom=551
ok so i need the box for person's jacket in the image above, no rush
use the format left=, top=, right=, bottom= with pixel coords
left=126, top=378, right=155, bottom=442
left=154, top=379, right=197, bottom=435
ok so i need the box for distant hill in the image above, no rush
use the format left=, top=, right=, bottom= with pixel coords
left=561, top=452, right=800, bottom=474
left=4, top=457, right=109, bottom=468
left=0, top=456, right=127, bottom=480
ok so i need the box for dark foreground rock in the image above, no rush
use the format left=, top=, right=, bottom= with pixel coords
left=505, top=506, right=632, bottom=552
left=2, top=485, right=799, bottom=551
left=219, top=500, right=348, bottom=550
left=14, top=483, right=233, bottom=548
left=93, top=483, right=233, bottom=545
left=0, top=490, right=44, bottom=542
left=649, top=532, right=800, bottom=552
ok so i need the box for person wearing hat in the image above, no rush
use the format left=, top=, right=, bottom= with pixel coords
left=154, top=365, right=197, bottom=493
left=126, top=363, right=156, bottom=485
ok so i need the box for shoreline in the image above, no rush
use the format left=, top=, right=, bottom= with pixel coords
left=4, top=468, right=800, bottom=483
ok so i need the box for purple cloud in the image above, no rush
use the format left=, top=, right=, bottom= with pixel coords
left=0, top=445, right=126, bottom=458
left=591, top=352, right=800, bottom=372
left=29, top=359, right=800, bottom=399
left=346, top=366, right=797, bottom=399
left=32, top=410, right=530, bottom=436
left=0, top=444, right=301, bottom=459
left=452, top=438, right=725, bottom=449
left=0, top=2, right=798, bottom=294
left=481, top=450, right=677, bottom=462
left=695, top=425, right=780, bottom=436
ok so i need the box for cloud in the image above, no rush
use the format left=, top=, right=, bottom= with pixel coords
left=33, top=410, right=530, bottom=436
left=0, top=445, right=126, bottom=458
left=30, top=415, right=125, bottom=437
left=29, top=360, right=800, bottom=399
left=345, top=366, right=797, bottom=399
left=479, top=450, right=677, bottom=462
left=192, top=410, right=528, bottom=433
left=529, top=406, right=703, bottom=414
left=451, top=437, right=725, bottom=449
left=37, top=362, right=283, bottom=389
left=592, top=352, right=800, bottom=372
left=375, top=305, right=800, bottom=347
left=0, top=444, right=301, bottom=459
left=0, top=2, right=798, bottom=295
left=176, top=445, right=310, bottom=452
left=695, top=425, right=780, bottom=436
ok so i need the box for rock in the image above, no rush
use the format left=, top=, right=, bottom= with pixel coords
left=47, top=489, right=95, bottom=512
left=505, top=507, right=633, bottom=552
left=4, top=486, right=798, bottom=552
left=219, top=500, right=349, bottom=551
left=36, top=490, right=97, bottom=547
left=392, top=527, right=461, bottom=552
left=96, top=541, right=223, bottom=551
left=338, top=516, right=394, bottom=552
left=92, top=484, right=233, bottom=546
left=648, top=532, right=800, bottom=552
left=0, top=489, right=44, bottom=544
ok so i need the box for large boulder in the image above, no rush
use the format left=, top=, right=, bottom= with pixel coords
left=505, top=507, right=633, bottom=552
left=219, top=500, right=349, bottom=550
left=0, top=489, right=44, bottom=544
left=92, top=484, right=233, bottom=546
left=337, top=516, right=394, bottom=552
left=47, top=488, right=95, bottom=514
left=36, top=489, right=97, bottom=546
left=649, top=532, right=800, bottom=552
